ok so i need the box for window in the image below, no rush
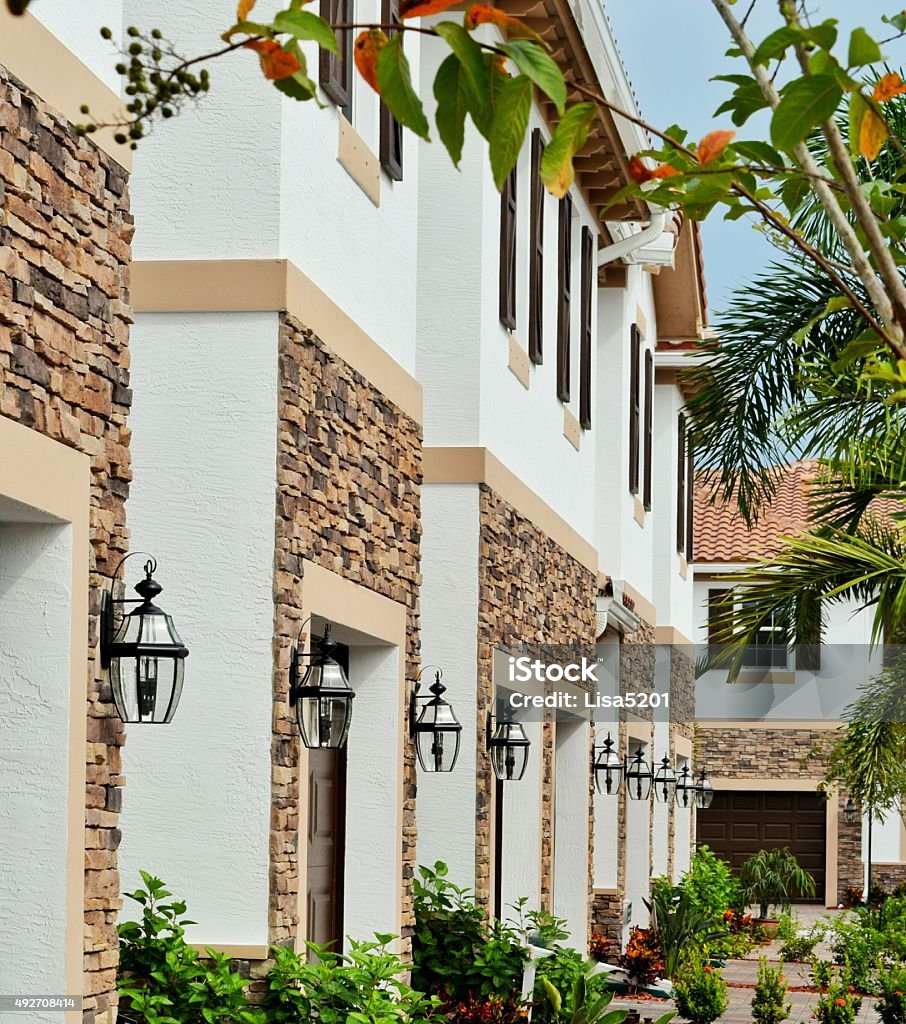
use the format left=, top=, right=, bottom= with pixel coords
left=643, top=349, right=653, bottom=510
left=579, top=226, right=594, bottom=430
left=499, top=167, right=517, bottom=329
left=741, top=606, right=789, bottom=668
left=320, top=0, right=352, bottom=116
left=557, top=194, right=573, bottom=403
left=686, top=427, right=694, bottom=556
left=628, top=324, right=641, bottom=494
left=676, top=412, right=693, bottom=554
left=528, top=129, right=545, bottom=365
left=379, top=0, right=403, bottom=179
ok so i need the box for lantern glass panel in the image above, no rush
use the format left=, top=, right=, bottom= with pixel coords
left=297, top=691, right=352, bottom=748
left=625, top=752, right=653, bottom=801
left=109, top=605, right=187, bottom=723
left=594, top=748, right=624, bottom=796
left=675, top=767, right=696, bottom=808
left=696, top=778, right=715, bottom=810
left=489, top=720, right=530, bottom=781
left=654, top=760, right=677, bottom=803
left=416, top=728, right=461, bottom=772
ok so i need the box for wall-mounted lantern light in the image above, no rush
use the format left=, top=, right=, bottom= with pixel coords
left=101, top=553, right=189, bottom=724
left=653, top=755, right=677, bottom=803
left=410, top=666, right=462, bottom=773
left=625, top=748, right=654, bottom=801
left=675, top=764, right=696, bottom=808
left=290, top=620, right=354, bottom=749
left=486, top=709, right=530, bottom=781
left=844, top=796, right=857, bottom=825
left=592, top=732, right=624, bottom=795
left=695, top=768, right=715, bottom=810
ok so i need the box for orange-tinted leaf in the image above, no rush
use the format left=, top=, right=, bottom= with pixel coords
left=464, top=4, right=547, bottom=43
left=651, top=163, right=680, bottom=179
left=697, top=129, right=735, bottom=165
left=628, top=155, right=653, bottom=183
left=354, top=29, right=387, bottom=92
left=399, top=0, right=459, bottom=19
left=237, top=0, right=256, bottom=18
left=859, top=107, right=889, bottom=160
left=873, top=72, right=906, bottom=102
left=245, top=40, right=302, bottom=80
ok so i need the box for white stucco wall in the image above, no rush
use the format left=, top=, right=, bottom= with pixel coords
left=0, top=520, right=72, bottom=1017
left=594, top=266, right=658, bottom=602
left=499, top=714, right=544, bottom=916
left=651, top=720, right=670, bottom=877
left=673, top=754, right=692, bottom=880
left=119, top=311, right=278, bottom=944
left=31, top=0, right=123, bottom=91
left=417, top=484, right=480, bottom=887
left=344, top=644, right=404, bottom=941
left=624, top=738, right=651, bottom=936
left=553, top=718, right=591, bottom=947
left=866, top=810, right=903, bottom=865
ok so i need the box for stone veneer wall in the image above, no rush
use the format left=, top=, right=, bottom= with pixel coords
left=475, top=485, right=597, bottom=911
left=0, top=67, right=133, bottom=1024
left=271, top=312, right=422, bottom=949
left=698, top=727, right=862, bottom=904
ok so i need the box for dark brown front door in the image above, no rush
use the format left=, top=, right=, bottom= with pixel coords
left=306, top=748, right=347, bottom=949
left=697, top=790, right=826, bottom=904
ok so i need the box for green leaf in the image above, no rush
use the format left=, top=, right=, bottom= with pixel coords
left=831, top=329, right=885, bottom=371
left=274, top=45, right=321, bottom=104
left=272, top=9, right=338, bottom=52
left=540, top=102, right=596, bottom=197
left=489, top=74, right=532, bottom=188
left=752, top=26, right=800, bottom=66
left=771, top=74, right=843, bottom=150
left=733, top=139, right=785, bottom=167
left=433, top=54, right=468, bottom=167
left=434, top=21, right=489, bottom=116
left=847, top=27, right=882, bottom=67
left=376, top=34, right=430, bottom=140
left=780, top=175, right=810, bottom=215
left=497, top=39, right=566, bottom=114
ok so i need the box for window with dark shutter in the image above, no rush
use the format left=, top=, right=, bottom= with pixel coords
left=499, top=167, right=517, bottom=329
left=676, top=412, right=686, bottom=552
left=643, top=348, right=653, bottom=510
left=557, top=194, right=573, bottom=403
left=628, top=324, right=641, bottom=494
left=579, top=226, right=593, bottom=430
left=379, top=0, right=403, bottom=179
left=320, top=0, right=352, bottom=116
left=686, top=430, right=694, bottom=557
left=708, top=588, right=730, bottom=661
left=528, top=129, right=545, bottom=365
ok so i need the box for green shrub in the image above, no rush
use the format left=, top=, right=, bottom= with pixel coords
left=674, top=964, right=729, bottom=1024
left=775, top=912, right=799, bottom=944
left=263, top=940, right=442, bottom=1024
left=751, top=956, right=791, bottom=1024
left=830, top=915, right=883, bottom=994
left=739, top=848, right=816, bottom=920
left=682, top=846, right=744, bottom=920
left=411, top=862, right=527, bottom=1000
left=814, top=977, right=862, bottom=1024
left=779, top=923, right=825, bottom=964
left=647, top=889, right=729, bottom=980
left=117, top=872, right=264, bottom=1024
left=876, top=963, right=906, bottom=1024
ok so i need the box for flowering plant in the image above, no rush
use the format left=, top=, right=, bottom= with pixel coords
left=445, top=994, right=528, bottom=1024
left=618, top=928, right=664, bottom=991
left=876, top=964, right=906, bottom=1024
left=588, top=933, right=610, bottom=963
left=814, top=979, right=861, bottom=1024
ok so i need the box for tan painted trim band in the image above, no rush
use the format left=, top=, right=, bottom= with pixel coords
left=625, top=720, right=652, bottom=744
left=673, top=734, right=693, bottom=760
left=508, top=335, right=530, bottom=389
left=0, top=414, right=90, bottom=998
left=0, top=8, right=131, bottom=168
left=191, top=944, right=270, bottom=960
left=654, top=626, right=692, bottom=647
left=130, top=259, right=423, bottom=424
left=338, top=115, right=380, bottom=206
left=622, top=581, right=656, bottom=628
left=422, top=447, right=598, bottom=573
left=698, top=719, right=841, bottom=731
left=563, top=406, right=580, bottom=451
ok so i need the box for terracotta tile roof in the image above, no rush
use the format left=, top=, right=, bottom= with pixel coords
left=693, top=461, right=822, bottom=563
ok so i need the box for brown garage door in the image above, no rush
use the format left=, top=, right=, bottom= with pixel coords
left=697, top=790, right=825, bottom=904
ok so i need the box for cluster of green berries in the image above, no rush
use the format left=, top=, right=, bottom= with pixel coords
left=76, top=25, right=210, bottom=148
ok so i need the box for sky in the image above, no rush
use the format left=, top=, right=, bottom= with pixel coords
left=604, top=0, right=900, bottom=318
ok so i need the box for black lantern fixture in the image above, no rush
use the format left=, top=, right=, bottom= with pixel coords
left=101, top=553, right=189, bottom=724
left=592, top=732, right=624, bottom=795
left=289, top=620, right=354, bottom=749
left=844, top=796, right=857, bottom=825
left=486, top=708, right=531, bottom=781
left=695, top=768, right=715, bottom=809
left=675, top=764, right=696, bottom=808
left=410, top=667, right=462, bottom=772
left=625, top=747, right=654, bottom=801
left=653, top=755, right=678, bottom=803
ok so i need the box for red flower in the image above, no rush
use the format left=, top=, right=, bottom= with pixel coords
left=835, top=998, right=846, bottom=1007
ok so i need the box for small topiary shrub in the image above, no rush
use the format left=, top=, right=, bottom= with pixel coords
left=876, top=963, right=906, bottom=1024
left=751, top=956, right=791, bottom=1024
left=674, top=963, right=729, bottom=1024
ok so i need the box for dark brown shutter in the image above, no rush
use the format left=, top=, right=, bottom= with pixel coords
left=643, top=348, right=653, bottom=510
left=528, top=129, right=545, bottom=365
left=557, top=193, right=573, bottom=403
left=708, top=589, right=728, bottom=660
left=320, top=0, right=352, bottom=115
left=579, top=226, right=593, bottom=430
left=379, top=0, right=403, bottom=179
left=686, top=430, right=694, bottom=558
left=499, top=168, right=517, bottom=329
left=676, top=412, right=686, bottom=553
left=628, top=324, right=641, bottom=494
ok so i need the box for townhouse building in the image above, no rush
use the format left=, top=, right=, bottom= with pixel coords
left=1, top=0, right=712, bottom=1019
left=693, top=461, right=906, bottom=906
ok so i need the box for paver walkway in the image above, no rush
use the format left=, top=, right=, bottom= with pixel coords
left=607, top=907, right=879, bottom=1024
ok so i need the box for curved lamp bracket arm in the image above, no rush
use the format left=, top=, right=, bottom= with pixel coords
left=409, top=664, right=444, bottom=735
left=99, top=550, right=159, bottom=669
